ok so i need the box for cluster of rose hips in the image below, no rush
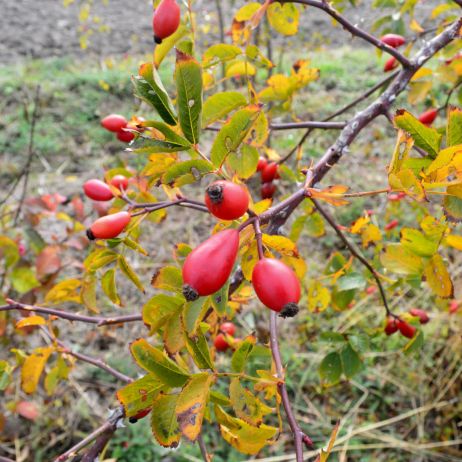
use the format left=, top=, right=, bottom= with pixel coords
left=385, top=308, right=429, bottom=339
left=83, top=177, right=131, bottom=240
left=381, top=33, right=439, bottom=126
left=182, top=180, right=301, bottom=320
left=101, top=114, right=138, bottom=143
left=256, top=157, right=280, bottom=200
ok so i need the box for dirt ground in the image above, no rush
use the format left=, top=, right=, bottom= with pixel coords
left=0, top=0, right=437, bottom=63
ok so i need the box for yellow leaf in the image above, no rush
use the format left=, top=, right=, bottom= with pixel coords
left=423, top=254, right=454, bottom=298
left=281, top=255, right=307, bottom=279
left=361, top=224, right=382, bottom=248
left=226, top=61, right=256, bottom=78
left=176, top=373, right=214, bottom=441
left=45, top=279, right=82, bottom=304
left=350, top=216, right=370, bottom=234
left=16, top=316, right=46, bottom=329
left=410, top=68, right=433, bottom=81
left=388, top=130, right=414, bottom=175
left=307, top=281, right=331, bottom=312
left=307, top=185, right=349, bottom=206
left=262, top=234, right=297, bottom=256
left=445, top=234, right=462, bottom=250
left=241, top=242, right=259, bottom=281
left=21, top=347, right=54, bottom=394
left=410, top=18, right=424, bottom=33
left=267, top=2, right=299, bottom=36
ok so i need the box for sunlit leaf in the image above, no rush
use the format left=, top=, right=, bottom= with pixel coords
left=202, top=91, right=247, bottom=127
left=423, top=254, right=453, bottom=298
left=21, top=347, right=54, bottom=394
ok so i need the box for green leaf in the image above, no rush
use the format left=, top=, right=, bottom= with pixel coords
left=227, top=144, right=259, bottom=179
left=319, top=352, right=342, bottom=386
left=176, top=373, right=214, bottom=441
left=203, top=44, right=242, bottom=68
left=184, top=330, right=214, bottom=370
left=210, top=106, right=261, bottom=168
left=231, top=336, right=256, bottom=373
left=423, top=254, right=453, bottom=298
left=101, top=268, right=121, bottom=305
left=10, top=267, right=40, bottom=294
left=116, top=374, right=165, bottom=417
left=319, top=332, right=346, bottom=343
left=142, top=294, right=184, bottom=333
left=447, top=107, right=462, bottom=147
left=130, top=339, right=190, bottom=387
left=84, top=248, right=118, bottom=271
left=401, top=228, right=439, bottom=257
left=151, top=266, right=183, bottom=292
left=162, top=159, right=213, bottom=187
left=444, top=184, right=462, bottom=222
left=380, top=243, right=424, bottom=276
left=0, top=360, right=13, bottom=391
left=123, top=237, right=148, bottom=256
left=229, top=378, right=272, bottom=426
left=202, top=91, right=247, bottom=127
left=175, top=50, right=202, bottom=145
left=118, top=255, right=144, bottom=293
left=403, top=329, right=424, bottom=355
left=151, top=393, right=181, bottom=448
left=81, top=272, right=98, bottom=312
left=133, top=62, right=177, bottom=125
left=210, top=390, right=231, bottom=406
left=133, top=121, right=191, bottom=154
left=337, top=272, right=367, bottom=292
left=154, top=24, right=189, bottom=67
left=164, top=314, right=185, bottom=355
left=340, top=344, right=363, bottom=379
left=210, top=280, right=230, bottom=315
left=183, top=297, right=210, bottom=336
left=394, top=109, right=442, bottom=158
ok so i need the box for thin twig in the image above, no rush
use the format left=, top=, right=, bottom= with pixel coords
left=287, top=0, right=412, bottom=67
left=197, top=434, right=211, bottom=462
left=81, top=429, right=116, bottom=462
left=271, top=121, right=346, bottom=130
left=12, top=86, right=41, bottom=225
left=269, top=312, right=313, bottom=462
left=54, top=407, right=125, bottom=462
left=2, top=300, right=142, bottom=326
left=311, top=199, right=393, bottom=317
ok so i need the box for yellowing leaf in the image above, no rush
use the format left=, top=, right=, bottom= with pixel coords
left=226, top=61, right=256, bottom=78
left=21, top=347, right=54, bottom=394
left=445, top=234, right=462, bottom=250
left=176, top=373, right=214, bottom=441
left=116, top=374, right=164, bottom=418
left=380, top=244, right=423, bottom=276
left=267, top=2, right=299, bottom=35
left=45, top=279, right=82, bottom=304
left=307, top=281, right=331, bottom=312
left=16, top=316, right=46, bottom=329
left=235, top=3, right=261, bottom=21
left=216, top=405, right=277, bottom=455
left=388, top=131, right=414, bottom=175
left=307, top=185, right=349, bottom=206
left=262, top=234, right=297, bottom=256
left=423, top=254, right=454, bottom=298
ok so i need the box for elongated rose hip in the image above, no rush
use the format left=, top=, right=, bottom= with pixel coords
left=86, top=211, right=131, bottom=240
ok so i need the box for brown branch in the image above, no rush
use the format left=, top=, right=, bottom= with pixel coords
left=270, top=121, right=346, bottom=130
left=81, top=429, right=116, bottom=462
left=2, top=300, right=142, bottom=326
left=40, top=325, right=133, bottom=384
left=269, top=311, right=313, bottom=462
left=311, top=199, right=394, bottom=317
left=278, top=71, right=398, bottom=164
left=287, top=0, right=412, bottom=67
left=197, top=434, right=211, bottom=462
left=54, top=406, right=125, bottom=462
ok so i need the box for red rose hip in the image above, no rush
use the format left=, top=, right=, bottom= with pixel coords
left=83, top=179, right=114, bottom=201
left=214, top=333, right=230, bottom=352
left=86, top=211, right=131, bottom=240
left=117, top=129, right=135, bottom=143
left=380, top=34, right=406, bottom=48
left=384, top=317, right=398, bottom=335
left=409, top=308, right=429, bottom=324
left=182, top=229, right=240, bottom=301
left=384, top=219, right=399, bottom=231
left=153, top=0, right=181, bottom=44
left=397, top=319, right=416, bottom=339
left=252, top=258, right=301, bottom=317
left=261, top=162, right=279, bottom=183
left=219, top=322, right=236, bottom=336
left=205, top=181, right=249, bottom=221
left=110, top=175, right=129, bottom=191
left=418, top=109, right=438, bottom=126
left=261, top=182, right=276, bottom=199
left=257, top=157, right=268, bottom=172
left=384, top=56, right=398, bottom=72
left=101, top=114, right=127, bottom=132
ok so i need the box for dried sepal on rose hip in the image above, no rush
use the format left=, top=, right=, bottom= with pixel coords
left=182, top=229, right=240, bottom=301
left=205, top=181, right=249, bottom=221
left=86, top=211, right=131, bottom=240
left=152, top=0, right=181, bottom=44
left=252, top=258, right=301, bottom=318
